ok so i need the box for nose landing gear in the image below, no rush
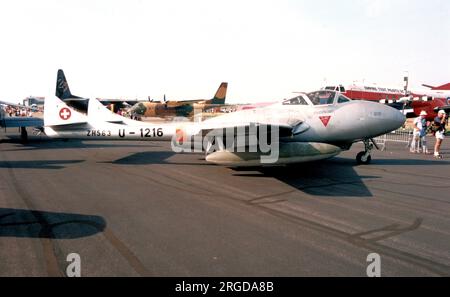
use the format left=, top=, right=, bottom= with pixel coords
left=356, top=139, right=379, bottom=164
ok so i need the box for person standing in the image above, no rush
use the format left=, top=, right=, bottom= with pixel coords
left=411, top=111, right=429, bottom=153
left=434, top=110, right=447, bottom=159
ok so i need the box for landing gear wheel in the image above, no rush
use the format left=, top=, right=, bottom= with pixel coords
left=20, top=127, right=28, bottom=143
left=356, top=151, right=371, bottom=164
left=356, top=139, right=376, bottom=164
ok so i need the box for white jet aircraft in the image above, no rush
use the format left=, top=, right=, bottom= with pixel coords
left=44, top=84, right=405, bottom=166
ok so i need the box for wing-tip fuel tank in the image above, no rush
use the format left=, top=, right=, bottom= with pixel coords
left=206, top=142, right=341, bottom=166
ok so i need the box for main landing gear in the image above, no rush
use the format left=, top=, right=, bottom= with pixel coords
left=20, top=126, right=28, bottom=143
left=356, top=139, right=379, bottom=165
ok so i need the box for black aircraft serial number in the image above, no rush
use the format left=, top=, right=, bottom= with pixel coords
left=139, top=128, right=163, bottom=138
left=87, top=128, right=164, bottom=138
left=87, top=130, right=111, bottom=137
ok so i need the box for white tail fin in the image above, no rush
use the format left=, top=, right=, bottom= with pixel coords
left=44, top=95, right=88, bottom=127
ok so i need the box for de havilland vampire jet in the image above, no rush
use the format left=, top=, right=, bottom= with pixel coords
left=196, top=90, right=405, bottom=165
left=44, top=70, right=405, bottom=166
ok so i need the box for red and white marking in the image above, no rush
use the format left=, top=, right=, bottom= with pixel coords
left=176, top=128, right=186, bottom=144
left=59, top=107, right=72, bottom=120
left=319, top=116, right=331, bottom=127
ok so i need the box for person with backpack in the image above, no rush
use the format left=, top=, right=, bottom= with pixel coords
left=433, top=110, right=447, bottom=159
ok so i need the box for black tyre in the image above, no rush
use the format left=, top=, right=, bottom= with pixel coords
left=356, top=151, right=371, bottom=164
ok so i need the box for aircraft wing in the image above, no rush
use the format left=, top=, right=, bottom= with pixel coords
left=175, top=101, right=226, bottom=106
left=199, top=120, right=307, bottom=138
left=97, top=98, right=140, bottom=105
left=0, top=100, right=34, bottom=110
left=0, top=100, right=43, bottom=128
left=1, top=117, right=44, bottom=128
left=163, top=99, right=208, bottom=105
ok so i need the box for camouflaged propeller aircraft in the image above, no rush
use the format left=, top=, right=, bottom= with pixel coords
left=128, top=82, right=228, bottom=118
left=55, top=69, right=228, bottom=117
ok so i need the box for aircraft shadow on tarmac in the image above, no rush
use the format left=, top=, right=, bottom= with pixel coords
left=109, top=151, right=212, bottom=166
left=232, top=158, right=378, bottom=197
left=109, top=151, right=374, bottom=197
left=109, top=151, right=450, bottom=197
left=110, top=151, right=176, bottom=165
left=369, top=158, right=450, bottom=166
left=231, top=157, right=450, bottom=197
left=0, top=137, right=160, bottom=151
left=0, top=160, right=84, bottom=169
left=0, top=208, right=106, bottom=239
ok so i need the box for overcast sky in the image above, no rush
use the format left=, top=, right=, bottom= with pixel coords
left=0, top=0, right=449, bottom=103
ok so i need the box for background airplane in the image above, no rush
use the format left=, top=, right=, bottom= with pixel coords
left=56, top=69, right=228, bottom=119
left=128, top=82, right=228, bottom=118
left=408, top=82, right=450, bottom=120
left=324, top=83, right=405, bottom=102
left=324, top=79, right=450, bottom=121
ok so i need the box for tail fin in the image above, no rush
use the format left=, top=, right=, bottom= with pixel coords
left=55, top=69, right=73, bottom=99
left=422, top=83, right=450, bottom=90
left=56, top=69, right=84, bottom=100
left=209, top=82, right=228, bottom=104
left=55, top=69, right=89, bottom=112
left=44, top=95, right=87, bottom=128
left=433, top=83, right=450, bottom=90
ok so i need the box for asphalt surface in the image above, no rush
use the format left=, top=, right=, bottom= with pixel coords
left=1, top=129, right=450, bottom=276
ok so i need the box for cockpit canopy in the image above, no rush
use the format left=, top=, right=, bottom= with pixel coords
left=324, top=85, right=346, bottom=93
left=281, top=96, right=309, bottom=106
left=282, top=90, right=351, bottom=106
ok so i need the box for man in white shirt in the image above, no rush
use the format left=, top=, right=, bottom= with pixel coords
left=410, top=110, right=429, bottom=154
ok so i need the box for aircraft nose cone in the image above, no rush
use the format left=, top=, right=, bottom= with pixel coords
left=395, top=108, right=406, bottom=126
left=364, top=102, right=406, bottom=137
left=384, top=104, right=406, bottom=131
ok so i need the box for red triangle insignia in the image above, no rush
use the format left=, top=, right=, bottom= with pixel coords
left=319, top=116, right=331, bottom=127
